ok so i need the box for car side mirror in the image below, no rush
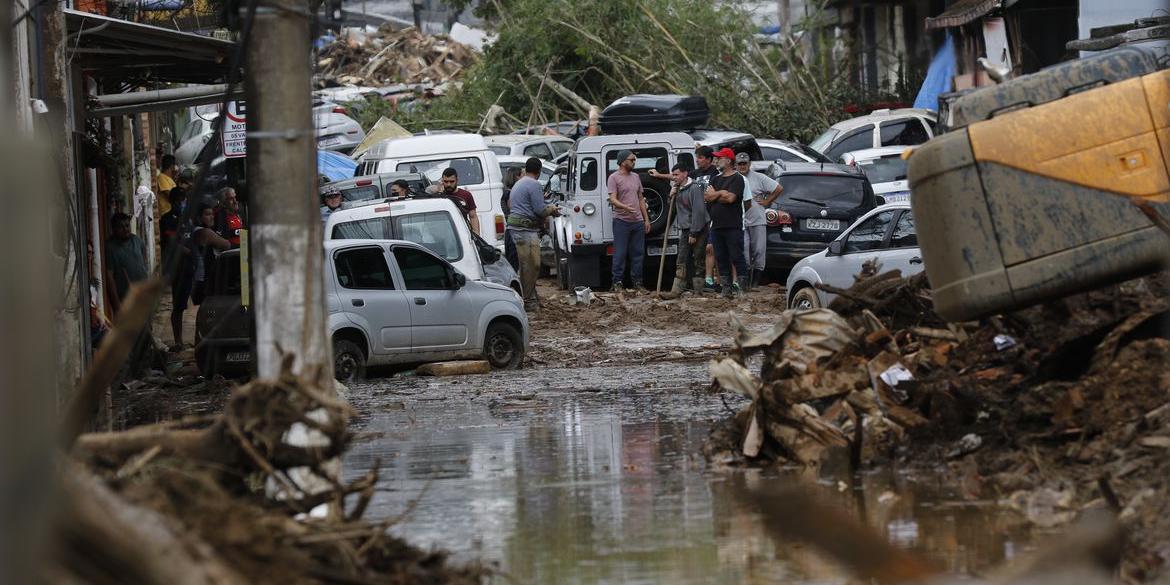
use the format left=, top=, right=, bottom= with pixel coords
left=827, top=240, right=844, bottom=256
left=452, top=271, right=467, bottom=289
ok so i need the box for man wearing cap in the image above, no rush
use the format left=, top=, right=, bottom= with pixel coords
left=321, top=187, right=343, bottom=228
left=704, top=148, right=749, bottom=298
left=608, top=149, right=650, bottom=291
left=736, top=152, right=783, bottom=291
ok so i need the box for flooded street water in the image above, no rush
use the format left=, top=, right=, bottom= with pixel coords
left=343, top=357, right=1037, bottom=584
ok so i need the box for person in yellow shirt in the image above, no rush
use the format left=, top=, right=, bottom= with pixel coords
left=157, top=154, right=178, bottom=215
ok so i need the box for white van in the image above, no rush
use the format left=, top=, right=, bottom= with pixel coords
left=325, top=197, right=522, bottom=295
left=355, top=134, right=507, bottom=247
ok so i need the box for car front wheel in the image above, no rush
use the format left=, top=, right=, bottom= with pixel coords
left=483, top=321, right=524, bottom=369
left=789, top=286, right=821, bottom=310
left=333, top=339, right=367, bottom=382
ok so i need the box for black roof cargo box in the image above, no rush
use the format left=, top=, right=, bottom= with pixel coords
left=599, top=94, right=709, bottom=134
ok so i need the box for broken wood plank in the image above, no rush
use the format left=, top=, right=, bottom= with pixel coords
left=416, top=360, right=492, bottom=377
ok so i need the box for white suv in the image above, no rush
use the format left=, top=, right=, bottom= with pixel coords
left=326, top=239, right=529, bottom=379
left=809, top=109, right=937, bottom=162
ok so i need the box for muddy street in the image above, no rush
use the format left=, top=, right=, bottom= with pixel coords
left=341, top=283, right=1039, bottom=584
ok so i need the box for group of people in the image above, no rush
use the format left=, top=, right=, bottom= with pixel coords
left=614, top=145, right=783, bottom=299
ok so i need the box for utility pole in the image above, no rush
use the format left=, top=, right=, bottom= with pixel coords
left=245, top=0, right=332, bottom=383
left=3, top=2, right=61, bottom=582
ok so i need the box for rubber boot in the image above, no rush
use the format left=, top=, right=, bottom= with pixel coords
left=749, top=269, right=761, bottom=291
left=736, top=275, right=750, bottom=298
left=670, top=277, right=685, bottom=294
left=692, top=277, right=706, bottom=293
left=720, top=275, right=734, bottom=299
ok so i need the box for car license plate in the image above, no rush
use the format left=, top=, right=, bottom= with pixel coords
left=318, top=136, right=343, bottom=148
left=648, top=244, right=678, bottom=256
left=225, top=351, right=250, bottom=363
left=805, top=219, right=840, bottom=231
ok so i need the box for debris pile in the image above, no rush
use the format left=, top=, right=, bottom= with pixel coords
left=51, top=278, right=482, bottom=585
left=705, top=268, right=1170, bottom=580
left=316, top=25, right=478, bottom=88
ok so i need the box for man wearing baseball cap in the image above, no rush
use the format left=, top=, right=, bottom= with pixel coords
left=736, top=151, right=783, bottom=290
left=607, top=149, right=651, bottom=291
left=703, top=148, right=749, bottom=298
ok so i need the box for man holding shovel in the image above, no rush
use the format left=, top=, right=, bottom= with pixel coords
left=665, top=163, right=709, bottom=295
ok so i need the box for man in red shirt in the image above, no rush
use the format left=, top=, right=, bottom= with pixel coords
left=215, top=187, right=245, bottom=248
left=439, top=167, right=480, bottom=234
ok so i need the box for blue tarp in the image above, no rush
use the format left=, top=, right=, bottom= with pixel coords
left=318, top=150, right=357, bottom=182
left=913, top=33, right=955, bottom=111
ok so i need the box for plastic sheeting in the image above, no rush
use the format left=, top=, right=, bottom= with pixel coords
left=318, top=150, right=356, bottom=182
left=913, top=33, right=955, bottom=111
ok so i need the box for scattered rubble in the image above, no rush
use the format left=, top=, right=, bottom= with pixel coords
left=316, top=25, right=478, bottom=88
left=704, top=269, right=1170, bottom=581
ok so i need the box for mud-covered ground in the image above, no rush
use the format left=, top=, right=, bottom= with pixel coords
left=526, top=281, right=788, bottom=367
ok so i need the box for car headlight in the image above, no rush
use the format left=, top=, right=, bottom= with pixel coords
left=582, top=202, right=596, bottom=216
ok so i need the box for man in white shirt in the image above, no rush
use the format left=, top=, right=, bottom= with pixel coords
left=735, top=152, right=783, bottom=291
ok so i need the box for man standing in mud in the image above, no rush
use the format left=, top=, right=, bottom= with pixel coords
left=608, top=149, right=651, bottom=292
left=704, top=148, right=749, bottom=298
left=507, top=157, right=561, bottom=311
left=667, top=163, right=709, bottom=295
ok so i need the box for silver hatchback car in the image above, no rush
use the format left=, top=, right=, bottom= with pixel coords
left=326, top=239, right=529, bottom=380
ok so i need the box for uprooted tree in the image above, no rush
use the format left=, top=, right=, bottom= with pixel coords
left=398, top=0, right=918, bottom=141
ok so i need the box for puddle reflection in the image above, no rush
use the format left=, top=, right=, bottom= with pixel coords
left=344, top=366, right=1031, bottom=584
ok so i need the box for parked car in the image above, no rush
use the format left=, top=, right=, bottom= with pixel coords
left=840, top=147, right=911, bottom=202
left=194, top=249, right=250, bottom=377
left=761, top=161, right=879, bottom=280
left=313, top=100, right=366, bottom=153
left=785, top=202, right=921, bottom=309
left=485, top=134, right=574, bottom=164
left=326, top=239, right=529, bottom=379
left=808, top=108, right=937, bottom=162
left=496, top=155, right=558, bottom=189
left=194, top=239, right=529, bottom=380
left=689, top=129, right=764, bottom=160
left=319, top=171, right=431, bottom=203
left=497, top=155, right=560, bottom=275
left=757, top=138, right=832, bottom=164
left=325, top=196, right=522, bottom=295
left=175, top=114, right=218, bottom=167
left=354, top=134, right=508, bottom=248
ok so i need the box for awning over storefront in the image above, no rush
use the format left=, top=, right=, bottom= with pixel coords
left=64, top=9, right=236, bottom=84
left=925, top=0, right=1001, bottom=29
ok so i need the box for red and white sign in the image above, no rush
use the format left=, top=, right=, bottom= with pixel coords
left=222, top=100, right=247, bottom=158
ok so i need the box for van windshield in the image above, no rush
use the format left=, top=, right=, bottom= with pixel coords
left=396, top=157, right=485, bottom=185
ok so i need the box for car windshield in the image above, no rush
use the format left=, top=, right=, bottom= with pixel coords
left=330, top=212, right=463, bottom=261
left=793, top=143, right=832, bottom=163
left=180, top=117, right=214, bottom=143
left=393, top=211, right=463, bottom=262
left=857, top=157, right=908, bottom=184
left=808, top=128, right=839, bottom=153
left=332, top=218, right=391, bottom=240
left=778, top=174, right=866, bottom=207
